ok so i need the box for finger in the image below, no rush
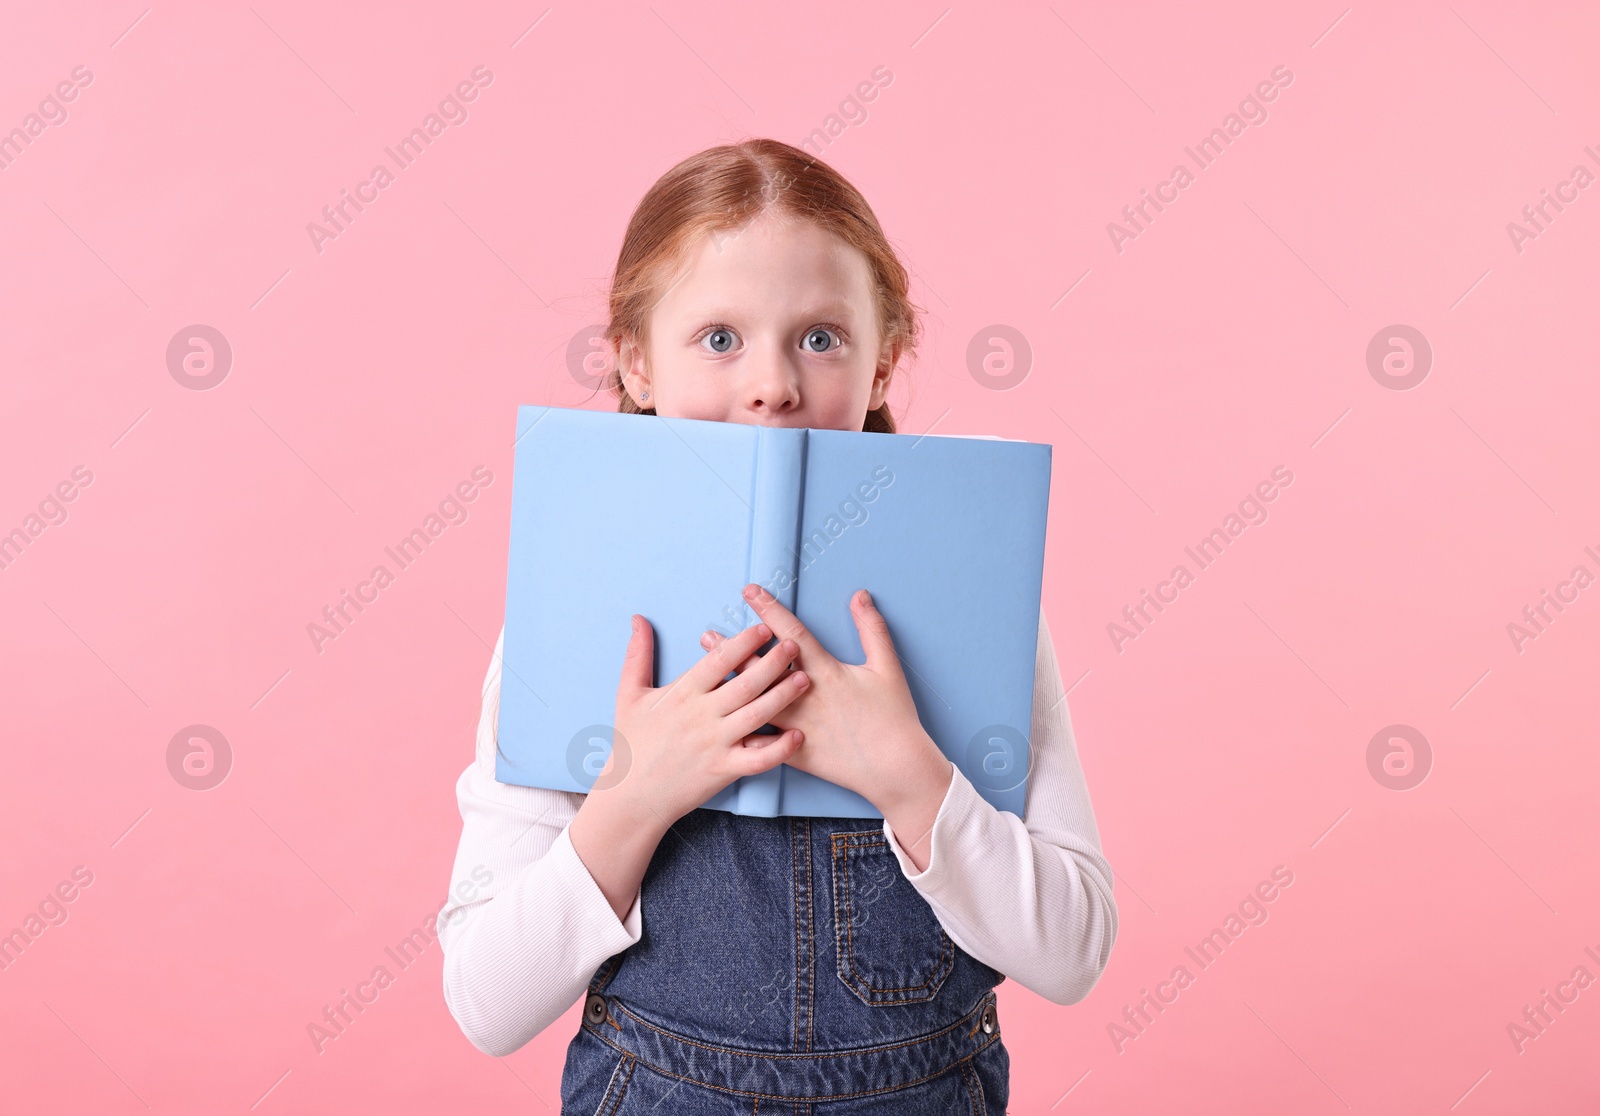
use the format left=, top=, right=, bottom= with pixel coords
left=709, top=637, right=801, bottom=717
left=724, top=668, right=810, bottom=740
left=680, top=619, right=773, bottom=694
left=725, top=728, right=803, bottom=779
left=740, top=584, right=828, bottom=662
left=618, top=614, right=655, bottom=697
left=849, top=588, right=901, bottom=675
left=701, top=629, right=774, bottom=679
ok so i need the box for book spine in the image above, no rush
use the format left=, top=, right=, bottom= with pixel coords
left=734, top=425, right=807, bottom=818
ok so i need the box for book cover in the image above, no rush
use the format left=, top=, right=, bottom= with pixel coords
left=495, top=404, right=1051, bottom=820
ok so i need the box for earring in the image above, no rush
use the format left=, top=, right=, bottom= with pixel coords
left=641, top=390, right=649, bottom=401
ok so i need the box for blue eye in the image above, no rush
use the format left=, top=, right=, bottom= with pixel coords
left=803, top=327, right=842, bottom=353
left=701, top=328, right=736, bottom=354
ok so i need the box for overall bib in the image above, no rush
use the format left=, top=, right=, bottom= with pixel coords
left=560, top=807, right=1010, bottom=1114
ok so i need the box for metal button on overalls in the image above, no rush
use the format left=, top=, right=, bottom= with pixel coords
left=584, top=992, right=607, bottom=1026
left=980, top=1002, right=997, bottom=1035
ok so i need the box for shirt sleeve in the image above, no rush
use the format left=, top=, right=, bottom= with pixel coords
left=879, top=607, right=1119, bottom=1005
left=438, top=625, right=644, bottom=1057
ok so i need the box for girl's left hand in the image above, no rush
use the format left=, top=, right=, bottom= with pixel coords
left=700, top=583, right=953, bottom=815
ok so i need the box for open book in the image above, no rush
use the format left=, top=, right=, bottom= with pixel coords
left=495, top=405, right=1051, bottom=820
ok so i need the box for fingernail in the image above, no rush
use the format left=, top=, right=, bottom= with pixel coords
left=743, top=584, right=758, bottom=600
left=858, top=589, right=872, bottom=607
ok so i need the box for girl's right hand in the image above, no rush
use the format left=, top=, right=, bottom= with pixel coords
left=603, top=615, right=810, bottom=826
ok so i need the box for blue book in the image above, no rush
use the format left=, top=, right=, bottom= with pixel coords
left=495, top=404, right=1051, bottom=820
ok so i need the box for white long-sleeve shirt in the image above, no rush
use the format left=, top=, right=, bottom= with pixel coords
left=439, top=610, right=1118, bottom=1057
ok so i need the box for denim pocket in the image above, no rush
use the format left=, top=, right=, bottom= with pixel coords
left=559, top=1025, right=636, bottom=1116
left=969, top=1034, right=1010, bottom=1113
left=830, top=830, right=955, bottom=1005
left=588, top=1049, right=635, bottom=1116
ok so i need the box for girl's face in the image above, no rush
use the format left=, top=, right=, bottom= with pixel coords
left=621, top=212, right=896, bottom=432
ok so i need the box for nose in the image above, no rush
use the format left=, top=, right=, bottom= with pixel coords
left=743, top=345, right=800, bottom=417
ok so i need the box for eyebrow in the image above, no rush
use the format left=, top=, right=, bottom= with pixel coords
left=689, top=305, right=857, bottom=320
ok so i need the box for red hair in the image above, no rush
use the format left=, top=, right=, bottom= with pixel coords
left=602, top=138, right=921, bottom=433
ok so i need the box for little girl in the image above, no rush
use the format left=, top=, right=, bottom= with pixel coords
left=440, top=139, right=1117, bottom=1114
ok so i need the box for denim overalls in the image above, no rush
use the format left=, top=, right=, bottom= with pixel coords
left=560, top=807, right=1009, bottom=1114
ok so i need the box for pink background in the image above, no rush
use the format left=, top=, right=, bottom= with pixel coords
left=2, top=1, right=1597, bottom=1112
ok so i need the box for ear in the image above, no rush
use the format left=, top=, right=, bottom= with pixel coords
left=866, top=342, right=900, bottom=412
left=617, top=338, right=652, bottom=407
